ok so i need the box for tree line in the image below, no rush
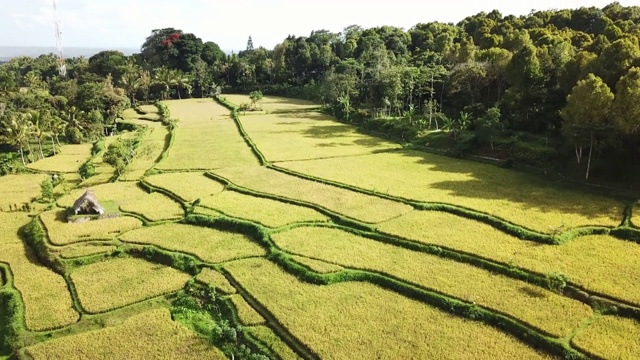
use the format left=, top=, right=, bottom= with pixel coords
left=2, top=2, right=640, bottom=181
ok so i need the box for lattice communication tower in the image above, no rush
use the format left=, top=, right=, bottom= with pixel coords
left=53, top=0, right=66, bottom=76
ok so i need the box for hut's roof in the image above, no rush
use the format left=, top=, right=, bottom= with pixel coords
left=73, top=189, right=105, bottom=215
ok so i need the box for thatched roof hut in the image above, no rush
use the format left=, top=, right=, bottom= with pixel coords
left=72, top=190, right=105, bottom=215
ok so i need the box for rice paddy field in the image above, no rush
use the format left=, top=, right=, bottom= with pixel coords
left=155, top=99, right=259, bottom=170
left=71, top=257, right=191, bottom=313
left=277, top=151, right=624, bottom=232
left=239, top=112, right=400, bottom=162
left=199, top=190, right=329, bottom=227
left=23, top=308, right=226, bottom=359
left=222, top=94, right=319, bottom=113
left=119, top=223, right=265, bottom=263
left=26, top=144, right=93, bottom=173
left=145, top=172, right=225, bottom=202
left=0, top=173, right=47, bottom=211
left=1, top=97, right=638, bottom=359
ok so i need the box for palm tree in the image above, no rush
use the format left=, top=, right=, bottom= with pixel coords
left=139, top=70, right=152, bottom=103
left=120, top=66, right=141, bottom=104
left=0, top=113, right=29, bottom=165
left=25, top=110, right=51, bottom=160
left=172, top=70, right=192, bottom=99
left=154, top=67, right=176, bottom=100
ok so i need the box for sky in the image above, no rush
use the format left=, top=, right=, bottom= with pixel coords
left=0, top=0, right=637, bottom=52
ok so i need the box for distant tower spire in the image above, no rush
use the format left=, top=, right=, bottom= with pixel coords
left=246, top=36, right=254, bottom=51
left=52, top=0, right=66, bottom=76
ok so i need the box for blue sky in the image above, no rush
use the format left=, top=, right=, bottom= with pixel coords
left=0, top=0, right=636, bottom=52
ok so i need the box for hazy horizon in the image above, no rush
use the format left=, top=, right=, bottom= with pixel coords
left=0, top=0, right=636, bottom=53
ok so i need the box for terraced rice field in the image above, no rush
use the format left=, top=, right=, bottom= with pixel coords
left=277, top=151, right=624, bottom=232
left=239, top=112, right=400, bottom=162
left=222, top=94, right=319, bottom=113
left=119, top=121, right=169, bottom=181
left=224, top=258, right=551, bottom=359
left=41, top=210, right=143, bottom=245
left=24, top=308, right=226, bottom=359
left=0, top=213, right=79, bottom=330
left=0, top=173, right=47, bottom=211
left=155, top=99, right=259, bottom=170
left=57, top=182, right=183, bottom=222
left=213, top=166, right=412, bottom=223
left=71, top=257, right=191, bottom=313
left=273, top=226, right=593, bottom=338
left=27, top=144, right=93, bottom=173
left=196, top=268, right=236, bottom=294
left=572, top=316, right=640, bottom=359
left=377, top=211, right=640, bottom=305
left=1, top=97, right=638, bottom=359
left=119, top=223, right=265, bottom=263
left=145, top=172, right=225, bottom=202
left=199, top=190, right=329, bottom=227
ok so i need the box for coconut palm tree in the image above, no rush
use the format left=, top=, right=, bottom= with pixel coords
left=0, top=113, right=29, bottom=165
left=172, top=70, right=192, bottom=100
left=120, top=66, right=141, bottom=104
left=154, top=67, right=175, bottom=100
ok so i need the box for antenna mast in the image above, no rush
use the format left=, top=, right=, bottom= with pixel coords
left=52, top=0, right=66, bottom=76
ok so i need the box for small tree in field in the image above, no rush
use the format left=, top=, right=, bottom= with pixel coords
left=476, top=106, right=502, bottom=150
left=249, top=90, right=263, bottom=110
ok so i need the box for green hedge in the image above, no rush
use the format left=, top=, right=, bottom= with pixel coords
left=0, top=289, right=23, bottom=357
left=21, top=218, right=65, bottom=274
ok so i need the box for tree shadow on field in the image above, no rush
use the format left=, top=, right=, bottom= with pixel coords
left=375, top=149, right=624, bottom=226
left=519, top=286, right=548, bottom=299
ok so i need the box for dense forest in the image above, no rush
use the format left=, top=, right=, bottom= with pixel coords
left=2, top=2, right=640, bottom=183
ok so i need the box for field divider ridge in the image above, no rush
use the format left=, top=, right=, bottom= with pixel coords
left=220, top=267, right=321, bottom=360
left=213, top=96, right=269, bottom=166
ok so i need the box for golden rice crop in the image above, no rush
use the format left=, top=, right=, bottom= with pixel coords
left=27, top=144, right=93, bottom=173
left=57, top=243, right=116, bottom=259
left=230, top=294, right=265, bottom=325
left=273, top=226, right=592, bottom=338
left=156, top=99, right=259, bottom=170
left=200, top=190, right=329, bottom=227
left=71, top=257, right=191, bottom=313
left=0, top=212, right=31, bottom=245
left=41, top=210, right=142, bottom=245
left=0, top=212, right=78, bottom=330
left=0, top=173, right=48, bottom=211
left=57, top=182, right=184, bottom=222
left=196, top=268, right=236, bottom=294
left=24, top=308, right=226, bottom=359
left=119, top=122, right=169, bottom=181
left=238, top=112, right=399, bottom=162
left=224, top=94, right=319, bottom=113
left=145, top=172, right=225, bottom=202
left=140, top=105, right=159, bottom=114
left=246, top=325, right=302, bottom=360
left=213, top=166, right=411, bottom=223
left=572, top=316, right=640, bottom=359
left=119, top=223, right=266, bottom=263
left=289, top=255, right=343, bottom=274
left=224, top=258, right=551, bottom=359
left=278, top=150, right=624, bottom=232
left=378, top=211, right=640, bottom=306
left=119, top=192, right=184, bottom=221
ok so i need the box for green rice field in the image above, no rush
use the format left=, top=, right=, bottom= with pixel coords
left=1, top=96, right=638, bottom=359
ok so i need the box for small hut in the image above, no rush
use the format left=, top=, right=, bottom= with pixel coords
left=72, top=190, right=105, bottom=215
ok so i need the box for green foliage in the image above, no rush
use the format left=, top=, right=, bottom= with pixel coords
left=21, top=218, right=65, bottom=274
left=0, top=289, right=23, bottom=357
left=39, top=178, right=54, bottom=202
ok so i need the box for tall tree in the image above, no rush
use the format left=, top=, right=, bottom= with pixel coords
left=560, top=74, right=614, bottom=180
